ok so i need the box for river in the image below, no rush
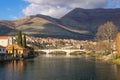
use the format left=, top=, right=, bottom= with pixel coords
left=0, top=56, right=120, bottom=80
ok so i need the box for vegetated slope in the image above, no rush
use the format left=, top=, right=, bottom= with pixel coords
left=3, top=7, right=120, bottom=40
left=15, top=14, right=92, bottom=40
left=0, top=20, right=15, bottom=35
left=61, top=8, right=120, bottom=35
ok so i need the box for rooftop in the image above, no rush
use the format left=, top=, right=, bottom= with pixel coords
left=0, top=36, right=10, bottom=39
left=0, top=45, right=5, bottom=48
left=6, top=44, right=25, bottom=50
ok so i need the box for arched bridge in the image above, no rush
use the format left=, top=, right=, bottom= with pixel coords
left=35, top=49, right=86, bottom=56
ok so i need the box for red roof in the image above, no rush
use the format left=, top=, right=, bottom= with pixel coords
left=0, top=36, right=9, bottom=39
left=0, top=45, right=5, bottom=48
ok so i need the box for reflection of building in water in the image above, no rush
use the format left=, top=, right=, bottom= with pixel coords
left=5, top=61, right=24, bottom=80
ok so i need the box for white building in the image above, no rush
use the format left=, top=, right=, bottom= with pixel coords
left=0, top=36, right=13, bottom=47
left=0, top=45, right=6, bottom=54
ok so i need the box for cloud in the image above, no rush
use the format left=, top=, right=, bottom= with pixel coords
left=23, top=0, right=120, bottom=18
left=23, top=4, right=71, bottom=18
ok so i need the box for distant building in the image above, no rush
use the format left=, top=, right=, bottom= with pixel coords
left=0, top=45, right=6, bottom=54
left=0, top=36, right=13, bottom=47
left=6, top=44, right=28, bottom=57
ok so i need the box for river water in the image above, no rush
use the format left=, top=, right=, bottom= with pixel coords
left=0, top=56, right=120, bottom=80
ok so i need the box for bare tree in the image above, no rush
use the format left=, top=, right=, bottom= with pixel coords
left=95, top=21, right=118, bottom=54
left=96, top=21, right=118, bottom=41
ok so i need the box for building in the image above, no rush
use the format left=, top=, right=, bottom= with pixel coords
left=0, top=36, right=13, bottom=47
left=0, top=45, right=6, bottom=54
left=6, top=44, right=28, bottom=57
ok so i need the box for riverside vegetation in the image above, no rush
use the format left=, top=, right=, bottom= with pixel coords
left=37, top=21, right=120, bottom=65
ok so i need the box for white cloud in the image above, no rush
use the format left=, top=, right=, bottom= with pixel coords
left=23, top=4, right=71, bottom=18
left=23, top=0, right=120, bottom=18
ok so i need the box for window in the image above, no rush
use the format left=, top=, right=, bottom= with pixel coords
left=2, top=49, right=4, bottom=52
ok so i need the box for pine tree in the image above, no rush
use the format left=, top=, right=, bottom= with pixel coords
left=23, top=34, right=27, bottom=48
left=17, top=31, right=22, bottom=46
left=12, top=45, right=15, bottom=57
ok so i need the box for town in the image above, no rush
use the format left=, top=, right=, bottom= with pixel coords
left=0, top=31, right=98, bottom=60
left=0, top=30, right=120, bottom=63
left=0, top=34, right=89, bottom=61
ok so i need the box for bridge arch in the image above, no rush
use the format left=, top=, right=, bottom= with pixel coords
left=36, top=49, right=85, bottom=56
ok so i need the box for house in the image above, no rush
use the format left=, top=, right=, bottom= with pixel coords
left=0, top=45, right=6, bottom=54
left=6, top=44, right=28, bottom=57
left=0, top=36, right=13, bottom=47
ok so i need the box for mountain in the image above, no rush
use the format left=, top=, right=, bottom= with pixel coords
left=0, top=14, right=92, bottom=40
left=1, top=8, right=120, bottom=40
left=0, top=20, right=15, bottom=35
left=60, top=8, right=120, bottom=34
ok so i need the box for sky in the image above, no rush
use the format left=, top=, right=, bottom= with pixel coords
left=0, top=0, right=120, bottom=20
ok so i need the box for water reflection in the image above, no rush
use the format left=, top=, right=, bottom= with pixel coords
left=116, top=65, right=120, bottom=80
left=0, top=56, right=120, bottom=80
left=0, top=61, right=24, bottom=80
left=95, top=62, right=117, bottom=80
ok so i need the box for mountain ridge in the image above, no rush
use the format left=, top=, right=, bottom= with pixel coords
left=60, top=8, right=120, bottom=34
left=1, top=8, right=120, bottom=40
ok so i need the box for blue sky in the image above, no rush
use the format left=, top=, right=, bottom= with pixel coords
left=0, top=0, right=120, bottom=20
left=0, top=0, right=29, bottom=20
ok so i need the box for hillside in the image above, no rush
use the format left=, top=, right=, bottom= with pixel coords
left=0, top=14, right=92, bottom=40
left=0, top=20, right=15, bottom=35
left=15, top=15, right=93, bottom=39
left=61, top=8, right=120, bottom=34
left=1, top=8, right=120, bottom=40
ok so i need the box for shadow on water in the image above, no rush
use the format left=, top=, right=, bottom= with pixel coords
left=0, top=56, right=120, bottom=80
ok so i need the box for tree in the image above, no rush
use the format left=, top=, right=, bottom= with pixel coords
left=12, top=45, right=15, bottom=57
left=17, top=31, right=22, bottom=46
left=23, top=34, right=27, bottom=48
left=95, top=21, right=118, bottom=54
left=116, top=32, right=120, bottom=56
left=96, top=21, right=118, bottom=41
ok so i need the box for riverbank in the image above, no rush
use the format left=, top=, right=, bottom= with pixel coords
left=88, top=53, right=120, bottom=65
left=112, top=59, right=120, bottom=65
left=0, top=52, right=39, bottom=62
left=61, top=51, right=120, bottom=65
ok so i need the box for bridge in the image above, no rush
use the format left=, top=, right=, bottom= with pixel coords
left=35, top=49, right=86, bottom=56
